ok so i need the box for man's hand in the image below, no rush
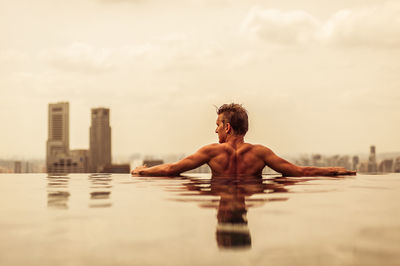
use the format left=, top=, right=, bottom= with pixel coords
left=131, top=165, right=148, bottom=176
left=326, top=167, right=356, bottom=176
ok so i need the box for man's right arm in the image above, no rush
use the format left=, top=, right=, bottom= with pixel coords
left=131, top=144, right=216, bottom=176
left=259, top=146, right=356, bottom=177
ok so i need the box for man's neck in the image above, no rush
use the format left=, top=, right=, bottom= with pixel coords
left=225, top=134, right=245, bottom=148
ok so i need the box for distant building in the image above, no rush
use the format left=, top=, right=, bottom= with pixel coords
left=337, top=155, right=351, bottom=170
left=378, top=159, right=393, bottom=173
left=89, top=108, right=111, bottom=172
left=47, top=153, right=89, bottom=173
left=295, top=155, right=310, bottom=166
left=25, top=161, right=31, bottom=173
left=70, top=149, right=90, bottom=173
left=26, top=160, right=46, bottom=173
left=352, top=156, right=359, bottom=171
left=45, top=102, right=119, bottom=173
left=14, top=161, right=22, bottom=173
left=311, top=154, right=323, bottom=167
left=46, top=102, right=90, bottom=173
left=102, top=164, right=130, bottom=173
left=143, top=159, right=164, bottom=167
left=368, top=145, right=378, bottom=172
left=46, top=102, right=70, bottom=173
left=46, top=102, right=69, bottom=161
left=358, top=162, right=368, bottom=173
left=0, top=167, right=8, bottom=173
left=394, top=157, right=400, bottom=173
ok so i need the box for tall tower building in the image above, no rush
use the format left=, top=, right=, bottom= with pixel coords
left=46, top=102, right=70, bottom=171
left=90, top=108, right=111, bottom=172
left=368, top=145, right=377, bottom=172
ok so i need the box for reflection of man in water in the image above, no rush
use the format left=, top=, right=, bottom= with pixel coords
left=132, top=103, right=356, bottom=177
left=215, top=182, right=251, bottom=249
left=181, top=176, right=289, bottom=249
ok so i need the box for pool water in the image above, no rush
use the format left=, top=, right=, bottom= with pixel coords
left=0, top=173, right=399, bottom=266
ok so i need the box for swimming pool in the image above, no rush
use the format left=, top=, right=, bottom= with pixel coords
left=0, top=173, right=399, bottom=266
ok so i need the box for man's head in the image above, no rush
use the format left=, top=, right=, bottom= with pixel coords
left=215, top=103, right=248, bottom=143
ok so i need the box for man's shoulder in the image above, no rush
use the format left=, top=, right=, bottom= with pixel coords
left=201, top=143, right=241, bottom=154
left=193, top=143, right=225, bottom=159
left=200, top=143, right=273, bottom=154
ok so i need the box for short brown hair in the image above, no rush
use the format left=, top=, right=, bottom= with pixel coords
left=217, top=103, right=248, bottom=135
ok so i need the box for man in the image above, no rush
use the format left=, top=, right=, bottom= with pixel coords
left=131, top=103, right=356, bottom=177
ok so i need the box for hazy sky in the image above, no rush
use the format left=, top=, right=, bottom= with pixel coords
left=1, top=0, right=399, bottom=159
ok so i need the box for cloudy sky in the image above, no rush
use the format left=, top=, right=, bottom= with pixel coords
left=1, top=0, right=399, bottom=159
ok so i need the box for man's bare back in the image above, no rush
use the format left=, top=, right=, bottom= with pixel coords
left=132, top=106, right=356, bottom=177
left=200, top=142, right=271, bottom=177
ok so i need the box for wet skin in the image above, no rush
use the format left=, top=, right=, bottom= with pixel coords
left=132, top=114, right=356, bottom=177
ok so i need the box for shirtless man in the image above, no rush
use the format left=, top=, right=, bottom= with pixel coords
left=131, top=103, right=356, bottom=177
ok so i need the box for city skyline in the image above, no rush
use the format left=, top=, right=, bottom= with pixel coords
left=1, top=98, right=399, bottom=160
left=1, top=0, right=400, bottom=159
left=46, top=101, right=114, bottom=173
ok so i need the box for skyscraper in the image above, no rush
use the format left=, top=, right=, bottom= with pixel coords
left=368, top=145, right=378, bottom=172
left=90, top=108, right=111, bottom=172
left=46, top=102, right=70, bottom=172
left=46, top=102, right=90, bottom=173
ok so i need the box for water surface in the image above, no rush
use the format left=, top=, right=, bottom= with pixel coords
left=0, top=173, right=399, bottom=266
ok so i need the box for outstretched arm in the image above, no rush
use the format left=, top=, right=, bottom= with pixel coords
left=131, top=145, right=213, bottom=176
left=260, top=146, right=356, bottom=177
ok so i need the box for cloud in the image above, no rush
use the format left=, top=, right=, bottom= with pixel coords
left=39, top=36, right=224, bottom=74
left=241, top=8, right=320, bottom=45
left=321, top=2, right=400, bottom=48
left=0, top=50, right=31, bottom=73
left=40, top=43, right=116, bottom=74
left=0, top=50, right=28, bottom=63
left=242, top=2, right=400, bottom=48
left=40, top=42, right=160, bottom=73
left=157, top=39, right=224, bottom=72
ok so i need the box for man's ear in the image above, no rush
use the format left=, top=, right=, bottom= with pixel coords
left=225, top=123, right=232, bottom=134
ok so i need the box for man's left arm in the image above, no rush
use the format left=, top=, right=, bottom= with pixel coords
left=131, top=145, right=214, bottom=176
left=259, top=146, right=356, bottom=177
